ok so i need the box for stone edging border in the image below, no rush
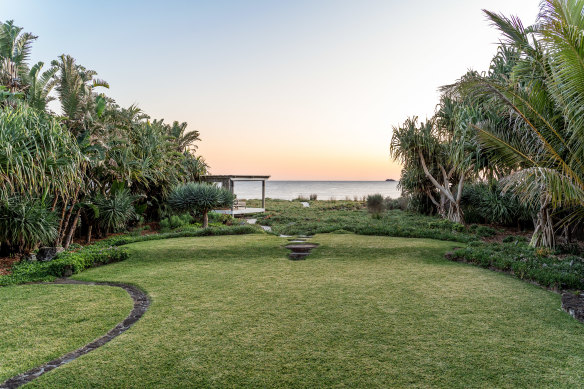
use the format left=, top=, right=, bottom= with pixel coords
left=0, top=279, right=150, bottom=389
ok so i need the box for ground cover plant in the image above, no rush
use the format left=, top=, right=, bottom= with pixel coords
left=2, top=234, right=583, bottom=387
left=449, top=240, right=584, bottom=290
left=250, top=198, right=478, bottom=242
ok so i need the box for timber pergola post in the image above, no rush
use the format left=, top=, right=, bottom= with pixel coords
left=201, top=175, right=270, bottom=216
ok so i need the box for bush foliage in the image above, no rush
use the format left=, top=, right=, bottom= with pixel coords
left=449, top=241, right=584, bottom=290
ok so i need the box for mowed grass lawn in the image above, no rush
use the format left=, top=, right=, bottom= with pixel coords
left=2, top=234, right=584, bottom=388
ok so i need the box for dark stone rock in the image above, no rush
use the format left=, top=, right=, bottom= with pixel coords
left=562, top=292, right=584, bottom=324
left=36, top=247, right=64, bottom=262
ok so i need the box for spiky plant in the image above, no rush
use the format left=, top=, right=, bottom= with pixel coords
left=93, top=187, right=136, bottom=233
left=0, top=195, right=58, bottom=254
left=167, top=183, right=234, bottom=228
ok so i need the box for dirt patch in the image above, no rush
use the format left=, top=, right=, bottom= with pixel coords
left=0, top=256, right=21, bottom=276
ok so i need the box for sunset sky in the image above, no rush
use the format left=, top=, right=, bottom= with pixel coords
left=3, top=0, right=539, bottom=180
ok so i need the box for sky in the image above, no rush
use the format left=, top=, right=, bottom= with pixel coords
left=2, top=0, right=540, bottom=180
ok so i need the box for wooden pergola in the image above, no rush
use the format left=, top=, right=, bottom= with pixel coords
left=201, top=175, right=270, bottom=215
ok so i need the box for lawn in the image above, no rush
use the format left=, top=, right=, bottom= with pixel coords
left=3, top=234, right=584, bottom=388
left=0, top=283, right=132, bottom=382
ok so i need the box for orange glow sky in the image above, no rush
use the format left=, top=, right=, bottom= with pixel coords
left=4, top=0, right=540, bottom=180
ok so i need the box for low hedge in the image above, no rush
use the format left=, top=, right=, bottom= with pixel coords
left=0, top=225, right=262, bottom=286
left=449, top=241, right=584, bottom=290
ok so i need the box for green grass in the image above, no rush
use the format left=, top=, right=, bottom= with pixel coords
left=0, top=283, right=132, bottom=382
left=2, top=234, right=582, bottom=388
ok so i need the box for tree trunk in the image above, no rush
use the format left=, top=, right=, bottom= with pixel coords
left=56, top=188, right=79, bottom=247
left=417, top=151, right=467, bottom=224
left=64, top=208, right=81, bottom=249
left=530, top=196, right=555, bottom=248
left=55, top=196, right=69, bottom=246
left=202, top=211, right=209, bottom=228
left=86, top=225, right=93, bottom=244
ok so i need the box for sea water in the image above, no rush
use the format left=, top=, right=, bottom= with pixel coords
left=233, top=181, right=400, bottom=201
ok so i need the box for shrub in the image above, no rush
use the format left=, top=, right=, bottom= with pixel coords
left=309, top=194, right=318, bottom=201
left=47, top=245, right=129, bottom=277
left=385, top=197, right=408, bottom=211
left=366, top=194, right=385, bottom=217
left=0, top=195, right=58, bottom=254
left=475, top=225, right=497, bottom=238
left=93, top=187, right=136, bottom=232
left=160, top=213, right=193, bottom=230
left=167, top=183, right=235, bottom=228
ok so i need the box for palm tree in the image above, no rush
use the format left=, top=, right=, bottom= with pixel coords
left=0, top=20, right=36, bottom=92
left=164, top=120, right=202, bottom=153
left=467, top=0, right=584, bottom=247
left=52, top=54, right=109, bottom=134
left=25, top=61, right=58, bottom=111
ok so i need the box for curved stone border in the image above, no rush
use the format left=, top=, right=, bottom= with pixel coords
left=0, top=279, right=150, bottom=389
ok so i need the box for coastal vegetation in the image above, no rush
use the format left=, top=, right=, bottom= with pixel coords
left=0, top=19, right=211, bottom=259
left=391, top=0, right=584, bottom=249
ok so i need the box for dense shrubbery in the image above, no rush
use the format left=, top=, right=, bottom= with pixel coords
left=461, top=183, right=533, bottom=228
left=0, top=20, right=209, bottom=255
left=160, top=213, right=194, bottom=230
left=449, top=241, right=584, bottom=290
left=93, top=187, right=137, bottom=233
left=0, top=243, right=129, bottom=286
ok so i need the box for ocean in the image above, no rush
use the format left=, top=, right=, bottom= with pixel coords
left=232, top=181, right=400, bottom=201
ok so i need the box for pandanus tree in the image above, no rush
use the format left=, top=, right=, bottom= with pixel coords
left=0, top=104, right=84, bottom=253
left=465, top=0, right=584, bottom=247
left=390, top=92, right=482, bottom=224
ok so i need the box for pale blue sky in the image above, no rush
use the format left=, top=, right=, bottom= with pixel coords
left=2, top=0, right=540, bottom=179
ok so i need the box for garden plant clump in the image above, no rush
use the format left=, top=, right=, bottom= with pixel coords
left=449, top=240, right=584, bottom=290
